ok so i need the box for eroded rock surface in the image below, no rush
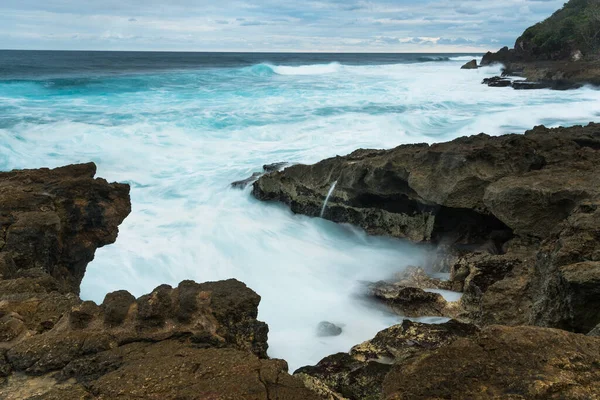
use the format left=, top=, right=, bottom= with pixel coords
left=0, top=163, right=317, bottom=400
left=254, top=123, right=600, bottom=333
left=383, top=325, right=600, bottom=400
left=295, top=320, right=479, bottom=400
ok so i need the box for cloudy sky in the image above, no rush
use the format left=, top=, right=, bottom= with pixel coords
left=0, top=0, right=565, bottom=52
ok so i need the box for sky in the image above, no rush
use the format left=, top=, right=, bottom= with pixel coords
left=0, top=0, right=566, bottom=52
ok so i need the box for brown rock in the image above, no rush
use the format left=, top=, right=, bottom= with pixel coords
left=369, top=282, right=450, bottom=318
left=296, top=320, right=479, bottom=400
left=383, top=325, right=600, bottom=400
left=460, top=59, right=478, bottom=69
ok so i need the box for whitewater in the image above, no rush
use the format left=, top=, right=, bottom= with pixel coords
left=1, top=52, right=599, bottom=371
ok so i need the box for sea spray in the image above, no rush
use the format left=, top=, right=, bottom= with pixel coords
left=320, top=181, right=338, bottom=218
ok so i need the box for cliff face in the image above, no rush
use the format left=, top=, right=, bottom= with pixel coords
left=479, top=0, right=600, bottom=88
left=482, top=0, right=600, bottom=64
left=0, top=163, right=318, bottom=400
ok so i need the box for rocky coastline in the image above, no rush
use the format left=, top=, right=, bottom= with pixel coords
left=0, top=163, right=318, bottom=399
left=465, top=0, right=600, bottom=89
left=253, top=122, right=600, bottom=399
left=1, top=122, right=598, bottom=399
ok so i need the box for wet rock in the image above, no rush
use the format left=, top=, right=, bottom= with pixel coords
left=263, top=161, right=290, bottom=173
left=482, top=76, right=512, bottom=87
left=383, top=325, right=600, bottom=400
left=0, top=163, right=315, bottom=399
left=393, top=266, right=460, bottom=292
left=231, top=162, right=291, bottom=189
left=350, top=319, right=478, bottom=363
left=296, top=353, right=390, bottom=400
left=317, top=321, right=342, bottom=337
left=255, top=123, right=600, bottom=332
left=460, top=59, right=478, bottom=69
left=231, top=172, right=262, bottom=189
left=369, top=282, right=450, bottom=317
left=297, top=320, right=479, bottom=400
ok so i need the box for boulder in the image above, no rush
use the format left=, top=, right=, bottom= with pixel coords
left=317, top=321, right=343, bottom=337
left=460, top=59, right=478, bottom=69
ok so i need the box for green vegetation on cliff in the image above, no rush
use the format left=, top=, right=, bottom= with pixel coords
left=518, top=0, right=600, bottom=59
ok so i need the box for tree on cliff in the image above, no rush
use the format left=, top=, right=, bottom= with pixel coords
left=517, top=0, right=600, bottom=59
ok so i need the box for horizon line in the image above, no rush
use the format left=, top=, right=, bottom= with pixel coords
left=0, top=48, right=488, bottom=54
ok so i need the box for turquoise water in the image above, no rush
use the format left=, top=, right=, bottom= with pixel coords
left=1, top=51, right=600, bottom=370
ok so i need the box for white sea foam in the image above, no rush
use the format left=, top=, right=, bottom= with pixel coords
left=1, top=58, right=599, bottom=371
left=271, top=62, right=342, bottom=75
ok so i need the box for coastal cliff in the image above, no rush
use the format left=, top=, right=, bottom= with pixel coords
left=479, top=0, right=600, bottom=88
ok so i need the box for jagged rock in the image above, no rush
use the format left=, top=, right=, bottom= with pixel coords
left=231, top=172, right=263, bottom=189
left=263, top=162, right=290, bottom=173
left=296, top=353, right=390, bottom=400
left=368, top=282, right=450, bottom=318
left=317, top=321, right=342, bottom=337
left=231, top=162, right=291, bottom=189
left=0, top=163, right=131, bottom=294
left=393, top=266, right=460, bottom=292
left=350, top=319, right=478, bottom=364
left=296, top=320, right=479, bottom=400
left=0, top=163, right=317, bottom=400
left=482, top=76, right=512, bottom=87
left=460, top=60, right=478, bottom=69
left=588, top=323, right=600, bottom=337
left=480, top=46, right=514, bottom=66
left=382, top=325, right=600, bottom=400
left=254, top=124, right=600, bottom=333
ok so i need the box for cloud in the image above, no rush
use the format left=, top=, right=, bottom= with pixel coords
left=0, top=0, right=567, bottom=51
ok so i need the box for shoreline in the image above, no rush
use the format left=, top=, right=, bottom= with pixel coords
left=1, top=122, right=599, bottom=399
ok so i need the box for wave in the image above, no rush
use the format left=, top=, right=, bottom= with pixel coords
left=246, top=62, right=342, bottom=77
left=416, top=56, right=451, bottom=62
left=449, top=55, right=482, bottom=61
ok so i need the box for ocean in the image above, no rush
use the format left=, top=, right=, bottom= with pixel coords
left=1, top=50, right=599, bottom=370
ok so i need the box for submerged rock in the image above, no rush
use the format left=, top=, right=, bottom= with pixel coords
left=460, top=59, right=478, bottom=69
left=231, top=162, right=291, bottom=189
left=317, top=321, right=343, bottom=337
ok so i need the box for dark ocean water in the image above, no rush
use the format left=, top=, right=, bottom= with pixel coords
left=0, top=50, right=479, bottom=79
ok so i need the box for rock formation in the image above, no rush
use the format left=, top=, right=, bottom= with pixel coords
left=478, top=0, right=600, bottom=88
left=460, top=59, right=478, bottom=70
left=253, top=123, right=600, bottom=397
left=0, top=163, right=317, bottom=400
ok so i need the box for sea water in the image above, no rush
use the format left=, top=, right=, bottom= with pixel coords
left=1, top=51, right=599, bottom=371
